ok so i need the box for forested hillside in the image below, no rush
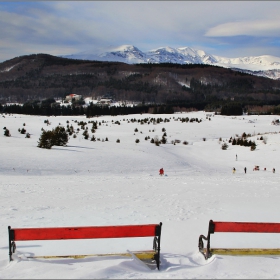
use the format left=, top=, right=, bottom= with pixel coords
left=1, top=54, right=280, bottom=112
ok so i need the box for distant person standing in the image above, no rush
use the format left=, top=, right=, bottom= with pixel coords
left=236, top=154, right=238, bottom=161
left=244, top=167, right=247, bottom=174
left=233, top=167, right=236, bottom=174
left=273, top=168, right=275, bottom=173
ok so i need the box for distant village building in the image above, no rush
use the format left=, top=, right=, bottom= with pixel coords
left=65, top=94, right=82, bottom=102
left=97, top=98, right=113, bottom=105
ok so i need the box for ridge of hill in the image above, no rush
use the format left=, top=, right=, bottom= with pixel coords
left=1, top=54, right=280, bottom=105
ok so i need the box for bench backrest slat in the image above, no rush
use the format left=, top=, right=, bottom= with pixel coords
left=12, top=224, right=159, bottom=241
left=199, top=220, right=280, bottom=260
left=213, top=221, right=280, bottom=233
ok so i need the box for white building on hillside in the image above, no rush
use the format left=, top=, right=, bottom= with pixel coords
left=97, top=98, right=113, bottom=105
left=65, top=94, right=82, bottom=102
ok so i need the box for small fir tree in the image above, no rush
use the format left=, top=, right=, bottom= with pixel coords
left=52, top=126, right=68, bottom=146
left=37, top=130, right=54, bottom=149
left=20, top=128, right=26, bottom=134
left=250, top=142, right=257, bottom=151
left=221, top=143, right=229, bottom=150
left=37, top=126, right=68, bottom=149
left=4, top=128, right=11, bottom=137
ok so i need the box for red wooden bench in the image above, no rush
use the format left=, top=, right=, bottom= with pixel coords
left=8, top=222, right=162, bottom=269
left=198, top=220, right=280, bottom=259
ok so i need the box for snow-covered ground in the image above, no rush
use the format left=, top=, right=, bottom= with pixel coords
left=1, top=111, right=280, bottom=279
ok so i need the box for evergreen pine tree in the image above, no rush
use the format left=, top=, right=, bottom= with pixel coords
left=4, top=128, right=11, bottom=137
left=37, top=130, right=54, bottom=149
left=38, top=126, right=68, bottom=149
left=52, top=126, right=69, bottom=146
left=222, top=143, right=229, bottom=150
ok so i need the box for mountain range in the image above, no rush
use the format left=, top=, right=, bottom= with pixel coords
left=62, top=45, right=280, bottom=80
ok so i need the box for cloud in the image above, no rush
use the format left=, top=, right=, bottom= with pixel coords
left=0, top=8, right=108, bottom=50
left=205, top=20, right=280, bottom=37
left=1, top=1, right=280, bottom=61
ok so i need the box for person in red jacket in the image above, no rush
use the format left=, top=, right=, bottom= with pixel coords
left=159, top=168, right=164, bottom=176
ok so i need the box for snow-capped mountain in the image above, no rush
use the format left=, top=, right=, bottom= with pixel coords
left=213, top=54, right=280, bottom=71
left=62, top=45, right=218, bottom=65
left=62, top=45, right=280, bottom=79
left=64, top=45, right=147, bottom=64
left=145, top=46, right=218, bottom=65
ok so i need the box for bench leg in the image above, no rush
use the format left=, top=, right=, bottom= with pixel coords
left=8, top=226, right=15, bottom=261
left=198, top=220, right=215, bottom=260
left=153, top=236, right=161, bottom=269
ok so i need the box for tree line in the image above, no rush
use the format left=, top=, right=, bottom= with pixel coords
left=0, top=102, right=176, bottom=117
left=2, top=98, right=280, bottom=117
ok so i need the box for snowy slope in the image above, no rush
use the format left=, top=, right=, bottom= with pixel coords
left=1, top=111, right=280, bottom=278
left=64, top=45, right=147, bottom=64
left=213, top=54, right=280, bottom=71
left=146, top=46, right=217, bottom=65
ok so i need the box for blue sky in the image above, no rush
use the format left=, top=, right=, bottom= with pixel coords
left=1, top=1, right=280, bottom=62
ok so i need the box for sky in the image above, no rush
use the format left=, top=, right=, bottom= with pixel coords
left=1, top=1, right=280, bottom=63
left=1, top=110, right=280, bottom=278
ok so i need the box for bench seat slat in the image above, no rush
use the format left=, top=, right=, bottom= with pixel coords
left=214, top=222, right=280, bottom=233
left=12, top=224, right=159, bottom=241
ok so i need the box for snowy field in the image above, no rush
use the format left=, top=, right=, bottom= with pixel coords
left=1, top=111, right=280, bottom=279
